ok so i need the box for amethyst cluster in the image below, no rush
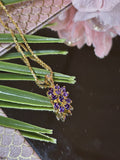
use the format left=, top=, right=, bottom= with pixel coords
left=47, top=84, right=73, bottom=121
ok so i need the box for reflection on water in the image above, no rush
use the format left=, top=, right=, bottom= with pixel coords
left=2, top=29, right=120, bottom=160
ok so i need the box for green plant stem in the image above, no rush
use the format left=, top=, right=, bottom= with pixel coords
left=0, top=85, right=51, bottom=107
left=0, top=101, right=53, bottom=111
left=2, top=0, right=30, bottom=5
left=0, top=116, right=52, bottom=134
left=0, top=50, right=68, bottom=60
left=21, top=131, right=56, bottom=144
left=0, top=33, right=65, bottom=43
left=0, top=61, right=76, bottom=84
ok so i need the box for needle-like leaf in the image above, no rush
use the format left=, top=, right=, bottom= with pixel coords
left=21, top=131, right=56, bottom=144
left=0, top=33, right=65, bottom=43
left=0, top=85, right=51, bottom=107
left=0, top=116, right=52, bottom=134
left=2, top=0, right=30, bottom=5
left=0, top=73, right=75, bottom=84
left=0, top=61, right=76, bottom=84
left=0, top=50, right=68, bottom=60
left=0, top=100, right=53, bottom=111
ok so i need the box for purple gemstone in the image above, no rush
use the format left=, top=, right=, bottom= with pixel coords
left=48, top=88, right=53, bottom=95
left=59, top=106, right=65, bottom=112
left=65, top=104, right=70, bottom=109
left=63, top=92, right=68, bottom=97
left=48, top=88, right=53, bottom=92
left=52, top=95, right=57, bottom=100
left=55, top=89, right=61, bottom=95
left=61, top=87, right=66, bottom=92
left=48, top=91, right=52, bottom=95
left=66, top=98, right=71, bottom=104
left=59, top=96, right=64, bottom=102
left=54, top=103, right=59, bottom=109
left=55, top=85, right=60, bottom=89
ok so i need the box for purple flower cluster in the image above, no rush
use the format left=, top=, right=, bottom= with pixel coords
left=47, top=84, right=73, bottom=121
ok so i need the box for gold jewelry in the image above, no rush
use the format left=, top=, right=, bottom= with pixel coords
left=0, top=1, right=73, bottom=121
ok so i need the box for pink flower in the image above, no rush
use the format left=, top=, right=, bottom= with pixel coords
left=49, top=0, right=120, bottom=58
left=73, top=0, right=120, bottom=30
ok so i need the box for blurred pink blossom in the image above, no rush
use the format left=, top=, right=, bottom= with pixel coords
left=49, top=0, right=120, bottom=58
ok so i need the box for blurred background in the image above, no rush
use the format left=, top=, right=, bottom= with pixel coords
left=1, top=28, right=120, bottom=160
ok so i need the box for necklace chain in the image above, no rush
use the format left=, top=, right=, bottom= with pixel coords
left=0, top=1, right=54, bottom=88
left=0, top=1, right=73, bottom=121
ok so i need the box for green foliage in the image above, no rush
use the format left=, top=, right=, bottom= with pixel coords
left=0, top=85, right=51, bottom=107
left=0, top=61, right=76, bottom=84
left=21, top=131, right=56, bottom=144
left=0, top=33, right=65, bottom=43
left=2, top=0, right=33, bottom=6
left=0, top=115, right=52, bottom=134
left=0, top=50, right=68, bottom=60
left=0, top=116, right=56, bottom=143
left=0, top=31, right=76, bottom=143
left=0, top=101, right=53, bottom=111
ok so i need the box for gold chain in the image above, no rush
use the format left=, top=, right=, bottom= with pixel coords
left=0, top=1, right=73, bottom=121
left=0, top=1, right=54, bottom=88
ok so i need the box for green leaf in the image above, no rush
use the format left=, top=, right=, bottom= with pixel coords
left=2, top=0, right=30, bottom=5
left=42, top=23, right=57, bottom=29
left=0, top=101, right=53, bottom=111
left=21, top=131, right=56, bottom=144
left=0, top=116, right=52, bottom=134
left=0, top=73, right=75, bottom=84
left=0, top=33, right=65, bottom=43
left=0, top=50, right=68, bottom=60
left=0, top=85, right=52, bottom=107
left=0, top=61, right=76, bottom=84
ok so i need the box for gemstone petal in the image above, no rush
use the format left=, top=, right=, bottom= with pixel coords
left=65, top=104, right=70, bottom=109
left=66, top=98, right=71, bottom=103
left=59, top=106, right=65, bottom=112
left=59, top=96, right=64, bottom=102
left=55, top=85, right=60, bottom=89
left=61, top=87, right=66, bottom=92
left=63, top=92, right=68, bottom=97
left=52, top=95, right=57, bottom=100
left=55, top=89, right=61, bottom=95
left=54, top=103, right=59, bottom=109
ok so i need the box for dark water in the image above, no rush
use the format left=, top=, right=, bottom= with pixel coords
left=1, top=28, right=120, bottom=160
